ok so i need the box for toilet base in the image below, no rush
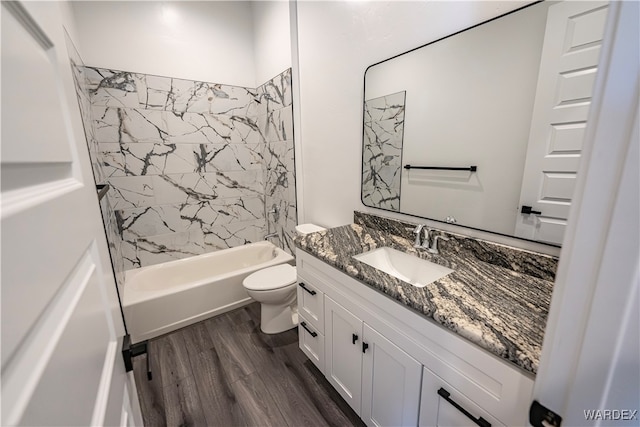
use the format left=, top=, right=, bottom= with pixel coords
left=260, top=303, right=297, bottom=334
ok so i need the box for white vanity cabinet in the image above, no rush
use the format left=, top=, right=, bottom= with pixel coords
left=297, top=315, right=324, bottom=371
left=324, top=296, right=364, bottom=411
left=296, top=249, right=535, bottom=427
left=361, top=323, right=422, bottom=426
left=419, top=367, right=504, bottom=427
left=324, top=296, right=422, bottom=425
left=297, top=280, right=324, bottom=332
left=297, top=279, right=325, bottom=371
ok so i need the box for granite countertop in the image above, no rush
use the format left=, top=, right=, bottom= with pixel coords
left=295, top=223, right=556, bottom=375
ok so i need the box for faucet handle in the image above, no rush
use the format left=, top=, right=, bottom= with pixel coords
left=409, top=224, right=425, bottom=247
left=428, top=234, right=450, bottom=254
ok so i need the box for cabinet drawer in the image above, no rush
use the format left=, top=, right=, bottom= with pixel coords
left=298, top=314, right=324, bottom=373
left=420, top=367, right=504, bottom=427
left=297, top=278, right=324, bottom=333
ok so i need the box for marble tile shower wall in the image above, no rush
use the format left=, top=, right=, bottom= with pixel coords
left=68, top=52, right=127, bottom=295
left=259, top=72, right=297, bottom=254
left=362, top=91, right=405, bottom=211
left=78, top=66, right=296, bottom=269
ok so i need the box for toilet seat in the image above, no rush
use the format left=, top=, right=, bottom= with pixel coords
left=243, top=264, right=296, bottom=291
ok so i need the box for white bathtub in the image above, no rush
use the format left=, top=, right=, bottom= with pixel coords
left=123, top=241, right=294, bottom=343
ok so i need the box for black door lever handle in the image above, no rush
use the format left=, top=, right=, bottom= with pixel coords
left=521, top=205, right=542, bottom=215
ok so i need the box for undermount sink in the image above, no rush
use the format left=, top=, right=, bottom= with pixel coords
left=353, top=247, right=453, bottom=288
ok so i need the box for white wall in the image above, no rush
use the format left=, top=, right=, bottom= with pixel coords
left=70, top=1, right=257, bottom=87
left=295, top=0, right=560, bottom=254
left=59, top=1, right=82, bottom=56
left=252, top=1, right=292, bottom=85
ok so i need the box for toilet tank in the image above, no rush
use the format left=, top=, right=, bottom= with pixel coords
left=295, top=224, right=326, bottom=235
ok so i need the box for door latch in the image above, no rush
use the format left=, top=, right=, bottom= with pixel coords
left=122, top=334, right=152, bottom=380
left=530, top=400, right=562, bottom=427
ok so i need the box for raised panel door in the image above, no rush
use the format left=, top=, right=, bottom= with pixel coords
left=516, top=1, right=609, bottom=244
left=0, top=2, right=140, bottom=425
left=324, top=295, right=364, bottom=414
left=361, top=324, right=422, bottom=427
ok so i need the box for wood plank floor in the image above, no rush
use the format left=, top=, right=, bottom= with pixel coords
left=133, top=302, right=365, bottom=427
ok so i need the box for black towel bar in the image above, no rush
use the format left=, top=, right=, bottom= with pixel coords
left=404, top=165, right=477, bottom=172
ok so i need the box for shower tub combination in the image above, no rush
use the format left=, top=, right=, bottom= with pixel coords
left=123, top=241, right=294, bottom=343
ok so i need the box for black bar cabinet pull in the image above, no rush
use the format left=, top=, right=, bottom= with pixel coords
left=521, top=205, right=542, bottom=215
left=298, top=282, right=317, bottom=295
left=362, top=342, right=369, bottom=353
left=404, top=165, right=477, bottom=172
left=352, top=333, right=359, bottom=344
left=437, top=388, right=491, bottom=427
left=300, top=321, right=317, bottom=337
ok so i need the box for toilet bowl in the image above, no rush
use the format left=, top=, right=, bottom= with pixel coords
left=242, top=223, right=326, bottom=334
left=243, top=264, right=297, bottom=334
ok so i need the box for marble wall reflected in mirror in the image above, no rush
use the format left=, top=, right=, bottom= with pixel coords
left=362, top=91, right=406, bottom=211
left=361, top=1, right=610, bottom=246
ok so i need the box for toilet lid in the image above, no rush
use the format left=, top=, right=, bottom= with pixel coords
left=243, top=264, right=297, bottom=291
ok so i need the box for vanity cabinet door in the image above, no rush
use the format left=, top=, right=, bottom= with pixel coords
left=325, top=296, right=364, bottom=414
left=419, top=367, right=504, bottom=427
left=361, top=324, right=422, bottom=427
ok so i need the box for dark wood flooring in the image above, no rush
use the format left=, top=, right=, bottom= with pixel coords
left=132, top=302, right=365, bottom=427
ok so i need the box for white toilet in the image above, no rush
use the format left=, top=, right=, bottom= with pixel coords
left=242, top=223, right=325, bottom=334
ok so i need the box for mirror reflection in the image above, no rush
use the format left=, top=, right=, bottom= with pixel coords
left=361, top=1, right=609, bottom=246
left=362, top=91, right=406, bottom=211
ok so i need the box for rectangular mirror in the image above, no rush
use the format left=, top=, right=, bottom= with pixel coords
left=361, top=1, right=609, bottom=246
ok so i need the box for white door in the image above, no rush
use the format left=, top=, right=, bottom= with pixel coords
left=1, top=1, right=140, bottom=425
left=324, top=296, right=364, bottom=414
left=361, top=324, right=421, bottom=427
left=515, top=1, right=609, bottom=245
left=532, top=0, right=639, bottom=423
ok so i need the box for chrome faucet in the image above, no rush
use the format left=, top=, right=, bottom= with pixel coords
left=409, top=224, right=447, bottom=252
left=264, top=232, right=278, bottom=240
left=421, top=226, right=432, bottom=249
left=427, top=234, right=450, bottom=254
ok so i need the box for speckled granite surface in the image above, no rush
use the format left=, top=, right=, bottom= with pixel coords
left=295, top=215, right=558, bottom=375
left=354, top=211, right=559, bottom=281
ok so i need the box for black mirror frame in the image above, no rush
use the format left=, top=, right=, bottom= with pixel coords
left=359, top=0, right=560, bottom=248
